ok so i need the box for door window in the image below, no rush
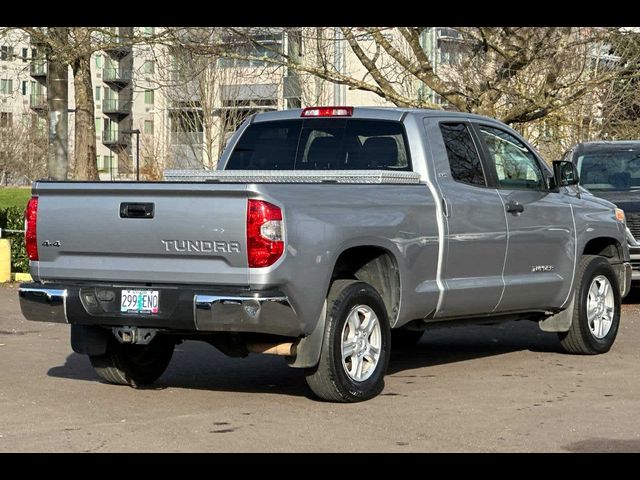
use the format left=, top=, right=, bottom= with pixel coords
left=478, top=125, right=544, bottom=190
left=439, top=123, right=486, bottom=186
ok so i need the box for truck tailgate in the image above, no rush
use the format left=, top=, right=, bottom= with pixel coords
left=32, top=182, right=249, bottom=285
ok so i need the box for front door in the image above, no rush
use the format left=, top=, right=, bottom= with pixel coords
left=425, top=119, right=508, bottom=318
left=474, top=124, right=576, bottom=311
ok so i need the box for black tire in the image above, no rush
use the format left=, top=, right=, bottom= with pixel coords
left=89, top=335, right=175, bottom=387
left=305, top=280, right=391, bottom=402
left=391, top=329, right=424, bottom=349
left=558, top=255, right=621, bottom=355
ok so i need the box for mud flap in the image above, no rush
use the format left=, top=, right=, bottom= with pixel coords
left=71, top=324, right=110, bottom=355
left=288, top=301, right=327, bottom=368
left=538, top=294, right=575, bottom=333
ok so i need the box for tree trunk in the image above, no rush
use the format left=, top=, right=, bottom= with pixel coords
left=46, top=27, right=69, bottom=181
left=72, top=52, right=99, bottom=180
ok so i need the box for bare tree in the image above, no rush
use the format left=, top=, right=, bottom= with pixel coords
left=13, top=27, right=172, bottom=180
left=169, top=27, right=640, bottom=129
left=0, top=110, right=48, bottom=185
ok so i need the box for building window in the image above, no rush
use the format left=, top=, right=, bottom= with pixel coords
left=31, top=48, right=37, bottom=59
left=0, top=79, right=13, bottom=94
left=436, top=28, right=464, bottom=66
left=22, top=48, right=28, bottom=62
left=144, top=119, right=154, bottom=135
left=144, top=89, right=154, bottom=105
left=21, top=81, right=27, bottom=95
left=0, top=112, right=12, bottom=128
left=143, top=27, right=155, bottom=36
left=98, top=155, right=112, bottom=173
left=95, top=86, right=101, bottom=101
left=169, top=109, right=203, bottom=145
left=0, top=46, right=14, bottom=61
left=95, top=54, right=102, bottom=69
left=95, top=117, right=102, bottom=133
left=143, top=60, right=154, bottom=74
left=218, top=32, right=282, bottom=68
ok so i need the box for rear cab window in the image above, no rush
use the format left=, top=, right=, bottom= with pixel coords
left=226, top=119, right=411, bottom=171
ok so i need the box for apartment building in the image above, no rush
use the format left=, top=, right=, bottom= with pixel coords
left=1, top=28, right=316, bottom=179
left=2, top=27, right=514, bottom=180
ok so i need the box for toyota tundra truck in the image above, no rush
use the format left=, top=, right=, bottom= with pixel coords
left=19, top=107, right=632, bottom=402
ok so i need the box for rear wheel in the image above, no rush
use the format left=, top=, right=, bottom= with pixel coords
left=89, top=335, right=175, bottom=387
left=558, top=255, right=621, bottom=354
left=305, top=280, right=390, bottom=402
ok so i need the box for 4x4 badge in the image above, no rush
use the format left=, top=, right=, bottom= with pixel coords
left=41, top=240, right=61, bottom=247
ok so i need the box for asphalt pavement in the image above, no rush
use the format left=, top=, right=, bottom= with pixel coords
left=1, top=283, right=640, bottom=452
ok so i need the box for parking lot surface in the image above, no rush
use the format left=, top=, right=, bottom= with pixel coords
left=1, top=283, right=640, bottom=452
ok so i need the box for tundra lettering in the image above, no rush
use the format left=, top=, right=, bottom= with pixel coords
left=160, top=239, right=241, bottom=254
left=19, top=106, right=632, bottom=403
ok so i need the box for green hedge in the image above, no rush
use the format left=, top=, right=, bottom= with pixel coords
left=0, top=206, right=29, bottom=273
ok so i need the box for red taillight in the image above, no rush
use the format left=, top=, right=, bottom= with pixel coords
left=247, top=199, right=284, bottom=268
left=301, top=106, right=353, bottom=117
left=25, top=197, right=38, bottom=261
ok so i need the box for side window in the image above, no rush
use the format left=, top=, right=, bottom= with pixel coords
left=439, top=123, right=486, bottom=186
left=477, top=125, right=544, bottom=190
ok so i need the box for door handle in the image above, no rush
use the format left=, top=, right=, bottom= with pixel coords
left=505, top=201, right=524, bottom=214
left=120, top=202, right=154, bottom=219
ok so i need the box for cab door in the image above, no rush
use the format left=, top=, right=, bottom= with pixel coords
left=425, top=118, right=508, bottom=318
left=472, top=123, right=576, bottom=311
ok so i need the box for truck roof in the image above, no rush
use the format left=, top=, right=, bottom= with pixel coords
left=251, top=107, right=504, bottom=125
left=573, top=141, right=640, bottom=155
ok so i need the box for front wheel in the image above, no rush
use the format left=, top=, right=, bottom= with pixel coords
left=89, top=335, right=175, bottom=387
left=558, top=255, right=621, bottom=354
left=305, top=280, right=391, bottom=402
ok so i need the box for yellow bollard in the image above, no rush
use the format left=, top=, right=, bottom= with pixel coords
left=0, top=239, right=10, bottom=283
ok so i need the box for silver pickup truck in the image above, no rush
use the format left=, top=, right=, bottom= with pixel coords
left=19, top=107, right=632, bottom=402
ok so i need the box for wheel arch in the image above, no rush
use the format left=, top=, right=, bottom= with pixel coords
left=330, top=245, right=401, bottom=326
left=582, top=236, right=624, bottom=264
left=290, top=244, right=402, bottom=370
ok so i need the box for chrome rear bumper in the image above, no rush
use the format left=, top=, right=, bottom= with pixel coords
left=194, top=295, right=298, bottom=332
left=19, top=287, right=68, bottom=324
left=19, top=283, right=300, bottom=336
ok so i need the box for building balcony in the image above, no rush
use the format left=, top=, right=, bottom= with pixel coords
left=29, top=94, right=46, bottom=111
left=104, top=36, right=132, bottom=57
left=30, top=60, right=47, bottom=78
left=102, top=130, right=129, bottom=147
left=103, top=67, right=132, bottom=87
left=102, top=98, right=132, bottom=116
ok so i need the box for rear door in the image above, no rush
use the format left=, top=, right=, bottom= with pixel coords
left=425, top=118, right=508, bottom=317
left=473, top=123, right=575, bottom=311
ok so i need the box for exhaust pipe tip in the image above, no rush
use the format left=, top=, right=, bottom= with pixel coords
left=246, top=342, right=297, bottom=357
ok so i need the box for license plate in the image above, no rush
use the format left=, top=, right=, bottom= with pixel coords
left=120, top=290, right=159, bottom=314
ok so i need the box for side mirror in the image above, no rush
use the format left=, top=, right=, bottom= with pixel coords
left=553, top=160, right=579, bottom=187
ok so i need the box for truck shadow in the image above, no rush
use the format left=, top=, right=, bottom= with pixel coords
left=48, top=320, right=564, bottom=398
left=563, top=437, right=640, bottom=452
left=623, top=285, right=640, bottom=304
left=388, top=319, right=562, bottom=375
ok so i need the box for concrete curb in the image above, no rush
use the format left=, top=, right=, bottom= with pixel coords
left=13, top=272, right=32, bottom=282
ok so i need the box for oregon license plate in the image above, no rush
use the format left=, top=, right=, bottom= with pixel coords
left=120, top=290, right=159, bottom=314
